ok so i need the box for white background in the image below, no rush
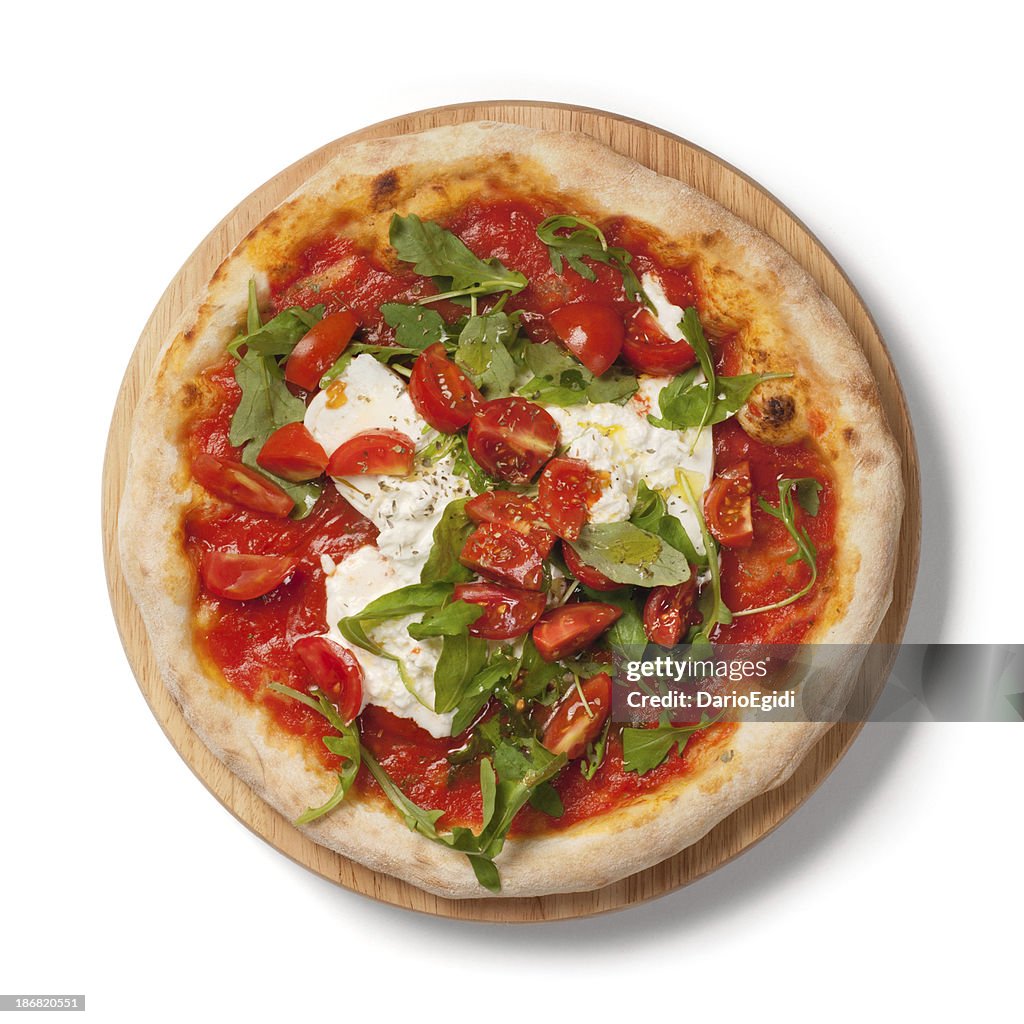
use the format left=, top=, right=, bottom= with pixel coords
left=2, top=1, right=1020, bottom=1020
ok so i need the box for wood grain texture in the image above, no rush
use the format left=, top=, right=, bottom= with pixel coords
left=102, top=101, right=920, bottom=922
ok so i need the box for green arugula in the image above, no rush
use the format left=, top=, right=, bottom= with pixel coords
left=227, top=281, right=325, bottom=358
left=381, top=302, right=447, bottom=350
left=516, top=339, right=637, bottom=407
left=266, top=682, right=361, bottom=823
left=419, top=498, right=476, bottom=584
left=567, top=522, right=692, bottom=588
left=648, top=364, right=794, bottom=434
left=227, top=292, right=323, bottom=517
left=407, top=600, right=483, bottom=640
left=432, top=631, right=490, bottom=714
left=733, top=477, right=822, bottom=617
left=389, top=213, right=527, bottom=305
left=580, top=719, right=611, bottom=780
left=582, top=585, right=645, bottom=655
left=451, top=655, right=519, bottom=735
left=629, top=481, right=708, bottom=569
left=454, top=311, right=519, bottom=398
left=677, top=472, right=731, bottom=644
left=337, top=582, right=454, bottom=698
left=621, top=714, right=716, bottom=775
left=536, top=215, right=653, bottom=311
left=451, top=434, right=498, bottom=493
left=361, top=739, right=566, bottom=892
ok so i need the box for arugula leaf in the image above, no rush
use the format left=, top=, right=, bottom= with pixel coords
left=630, top=481, right=707, bottom=569
left=733, top=477, right=821, bottom=618
left=228, top=348, right=321, bottom=518
left=580, top=719, right=610, bottom=780
left=420, top=498, right=475, bottom=583
left=528, top=782, right=565, bottom=817
left=337, top=582, right=454, bottom=697
left=648, top=367, right=794, bottom=432
left=266, top=682, right=361, bottom=824
left=567, top=522, right=692, bottom=587
left=536, top=215, right=653, bottom=311
left=677, top=473, right=731, bottom=644
left=433, top=631, right=489, bottom=714
left=451, top=655, right=519, bottom=735
left=621, top=714, right=715, bottom=775
left=516, top=635, right=565, bottom=703
left=320, top=343, right=427, bottom=386
left=389, top=213, right=527, bottom=304
left=380, top=302, right=447, bottom=351
left=516, top=340, right=638, bottom=407
left=408, top=600, right=483, bottom=640
left=583, top=585, right=646, bottom=655
left=227, top=301, right=325, bottom=359
left=451, top=434, right=499, bottom=493
left=454, top=312, right=519, bottom=398
left=361, top=739, right=565, bottom=893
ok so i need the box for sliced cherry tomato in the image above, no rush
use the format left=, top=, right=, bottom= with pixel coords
left=643, top=577, right=698, bottom=646
left=465, top=491, right=555, bottom=557
left=453, top=583, right=547, bottom=640
left=200, top=551, right=295, bottom=601
left=285, top=310, right=359, bottom=391
left=467, top=397, right=559, bottom=484
left=622, top=309, right=697, bottom=375
left=704, top=461, right=754, bottom=548
left=459, top=522, right=546, bottom=591
left=408, top=343, right=483, bottom=433
left=548, top=302, right=625, bottom=376
left=532, top=602, right=623, bottom=662
left=256, top=422, right=328, bottom=482
left=561, top=541, right=621, bottom=592
left=293, top=635, right=363, bottom=723
left=541, top=673, right=613, bottom=760
left=192, top=452, right=294, bottom=518
left=538, top=457, right=604, bottom=541
left=326, top=429, right=415, bottom=477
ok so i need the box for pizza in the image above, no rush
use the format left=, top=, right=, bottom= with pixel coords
left=119, top=121, right=903, bottom=898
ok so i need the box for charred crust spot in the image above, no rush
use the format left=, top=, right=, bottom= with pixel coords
left=180, top=381, right=201, bottom=409
left=183, top=328, right=195, bottom=342
left=370, top=170, right=399, bottom=209
left=763, top=394, right=796, bottom=428
left=843, top=426, right=856, bottom=445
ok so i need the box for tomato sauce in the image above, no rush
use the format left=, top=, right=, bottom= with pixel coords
left=182, top=196, right=836, bottom=830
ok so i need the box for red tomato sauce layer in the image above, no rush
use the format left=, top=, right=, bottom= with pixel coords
left=183, top=197, right=836, bottom=831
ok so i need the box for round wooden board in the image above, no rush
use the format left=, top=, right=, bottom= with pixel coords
left=102, top=100, right=920, bottom=922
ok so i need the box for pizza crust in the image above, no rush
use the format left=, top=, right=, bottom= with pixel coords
left=119, top=121, right=903, bottom=898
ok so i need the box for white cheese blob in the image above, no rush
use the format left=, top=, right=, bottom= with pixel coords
left=323, top=545, right=455, bottom=738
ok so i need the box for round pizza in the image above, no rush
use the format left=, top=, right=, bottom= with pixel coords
left=119, top=121, right=903, bottom=898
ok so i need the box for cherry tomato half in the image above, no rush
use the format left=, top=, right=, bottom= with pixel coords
left=285, top=310, right=359, bottom=392
left=326, top=429, right=415, bottom=477
left=548, top=302, right=625, bottom=376
left=467, top=397, right=559, bottom=484
left=621, top=309, right=697, bottom=375
left=201, top=551, right=296, bottom=601
left=459, top=522, right=546, bottom=591
left=408, top=343, right=483, bottom=433
left=541, top=673, right=613, bottom=760
left=192, top=452, right=294, bottom=518
left=453, top=583, right=547, bottom=640
left=643, top=578, right=698, bottom=646
left=538, top=457, right=604, bottom=542
left=703, top=461, right=754, bottom=548
left=256, top=422, right=328, bottom=482
left=465, top=491, right=555, bottom=557
left=293, top=635, right=363, bottom=723
left=532, top=602, right=623, bottom=662
left=561, top=541, right=621, bottom=592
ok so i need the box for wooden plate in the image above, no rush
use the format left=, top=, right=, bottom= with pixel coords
left=102, top=101, right=920, bottom=922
